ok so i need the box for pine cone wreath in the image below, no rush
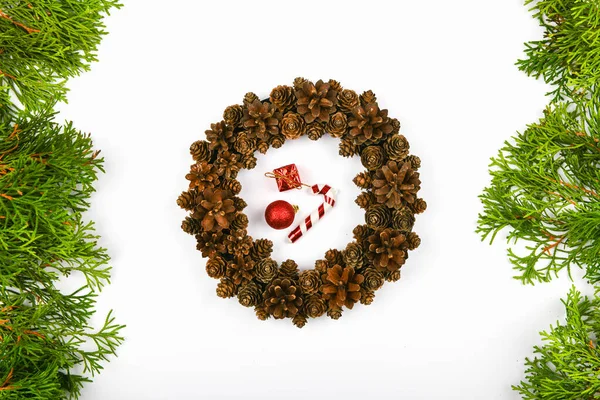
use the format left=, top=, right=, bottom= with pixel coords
left=344, top=242, right=364, bottom=270
left=206, top=256, right=227, bottom=279
left=238, top=281, right=262, bottom=308
left=353, top=171, right=372, bottom=189
left=362, top=267, right=384, bottom=291
left=281, top=112, right=306, bottom=139
left=206, top=121, right=235, bottom=152
left=411, top=198, right=427, bottom=214
left=190, top=140, right=212, bottom=162
left=306, top=123, right=325, bottom=140
left=348, top=103, right=393, bottom=145
left=279, top=259, right=299, bottom=279
left=320, top=265, right=364, bottom=309
left=270, top=85, right=296, bottom=112
left=355, top=192, right=375, bottom=209
left=360, top=145, right=385, bottom=171
left=196, top=231, right=226, bottom=258
left=215, top=151, right=242, bottom=180
left=250, top=238, right=274, bottom=261
left=191, top=188, right=236, bottom=232
left=367, top=228, right=409, bottom=273
left=383, top=135, right=409, bottom=162
left=186, top=161, right=220, bottom=191
left=226, top=256, right=255, bottom=285
left=264, top=278, right=303, bottom=319
left=372, top=161, right=421, bottom=208
left=365, top=204, right=391, bottom=229
left=298, top=270, right=321, bottom=295
left=255, top=258, right=279, bottom=283
left=391, top=206, right=415, bottom=232
left=338, top=89, right=359, bottom=112
left=304, top=295, right=327, bottom=318
left=216, top=277, right=237, bottom=298
left=325, top=249, right=344, bottom=267
left=339, top=138, right=357, bottom=158
left=223, top=104, right=244, bottom=128
left=295, top=79, right=338, bottom=123
left=242, top=99, right=280, bottom=140
left=326, top=111, right=348, bottom=138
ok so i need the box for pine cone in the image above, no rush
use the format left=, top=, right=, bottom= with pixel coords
left=339, top=138, right=357, bottom=158
left=222, top=179, right=242, bottom=195
left=362, top=267, right=384, bottom=291
left=242, top=99, right=280, bottom=140
left=353, top=225, right=373, bottom=244
left=295, top=79, right=338, bottom=123
left=186, top=161, right=220, bottom=191
left=279, top=259, right=299, bottom=279
left=257, top=140, right=269, bottom=154
left=386, top=269, right=401, bottom=282
left=196, top=231, right=226, bottom=258
left=234, top=131, right=256, bottom=155
left=206, top=256, right=226, bottom=279
left=226, top=256, right=255, bottom=285
left=255, top=258, right=278, bottom=283
left=264, top=278, right=303, bottom=319
left=405, top=155, right=421, bottom=169
left=233, top=197, right=247, bottom=211
left=321, top=265, right=364, bottom=309
left=269, top=135, right=285, bottom=149
left=281, top=112, right=306, bottom=139
left=224, top=232, right=253, bottom=258
left=177, top=190, right=196, bottom=210
left=383, top=135, right=409, bottom=162
left=238, top=281, right=262, bottom=307
left=206, top=121, right=235, bottom=152
left=365, top=204, right=391, bottom=229
left=223, top=105, right=244, bottom=128
left=315, top=259, right=329, bottom=274
left=190, top=140, right=212, bottom=162
left=181, top=217, right=201, bottom=235
left=360, top=90, right=377, bottom=105
left=367, top=228, right=408, bottom=272
left=411, top=198, right=427, bottom=214
left=360, top=288, right=375, bottom=305
left=306, top=123, right=325, bottom=140
left=241, top=154, right=257, bottom=170
left=326, top=111, right=348, bottom=138
left=243, top=92, right=259, bottom=106
left=391, top=206, right=415, bottom=232
left=373, top=161, right=421, bottom=208
left=230, top=213, right=249, bottom=231
left=251, top=239, right=273, bottom=261
left=355, top=192, right=375, bottom=209
left=353, top=171, right=372, bottom=189
left=292, top=313, right=307, bottom=328
left=327, top=304, right=343, bottom=320
left=255, top=305, right=269, bottom=320
left=215, top=151, right=242, bottom=180
left=348, top=103, right=393, bottom=145
left=390, top=118, right=401, bottom=134
left=325, top=249, right=344, bottom=266
left=360, top=145, right=385, bottom=170
left=305, top=295, right=327, bottom=318
left=293, top=77, right=308, bottom=89
left=270, top=85, right=296, bottom=112
left=192, top=188, right=236, bottom=232
left=328, top=79, right=343, bottom=92
left=338, top=89, right=359, bottom=112
left=298, top=270, right=321, bottom=295
left=344, top=242, right=364, bottom=270
left=407, top=232, right=421, bottom=250
left=216, top=277, right=237, bottom=298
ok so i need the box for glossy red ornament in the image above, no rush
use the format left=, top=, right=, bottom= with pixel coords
left=265, top=200, right=298, bottom=230
left=273, top=164, right=302, bottom=192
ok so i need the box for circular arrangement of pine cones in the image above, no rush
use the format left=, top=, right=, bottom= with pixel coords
left=178, top=78, right=426, bottom=328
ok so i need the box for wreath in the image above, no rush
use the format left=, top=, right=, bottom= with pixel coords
left=177, top=77, right=426, bottom=327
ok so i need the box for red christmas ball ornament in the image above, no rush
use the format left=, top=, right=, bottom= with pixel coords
left=265, top=200, right=298, bottom=230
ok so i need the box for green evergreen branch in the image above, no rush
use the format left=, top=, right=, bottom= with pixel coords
left=514, top=287, right=600, bottom=399
left=0, top=1, right=122, bottom=117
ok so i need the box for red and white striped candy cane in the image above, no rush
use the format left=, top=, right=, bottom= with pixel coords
left=288, top=184, right=337, bottom=243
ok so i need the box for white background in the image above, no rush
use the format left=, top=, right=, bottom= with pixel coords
left=55, top=1, right=593, bottom=399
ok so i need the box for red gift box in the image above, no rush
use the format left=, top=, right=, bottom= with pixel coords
left=272, top=164, right=302, bottom=192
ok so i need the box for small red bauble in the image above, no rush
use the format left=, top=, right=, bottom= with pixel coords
left=265, top=200, right=298, bottom=230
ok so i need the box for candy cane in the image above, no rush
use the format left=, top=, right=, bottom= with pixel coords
left=288, top=184, right=337, bottom=243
